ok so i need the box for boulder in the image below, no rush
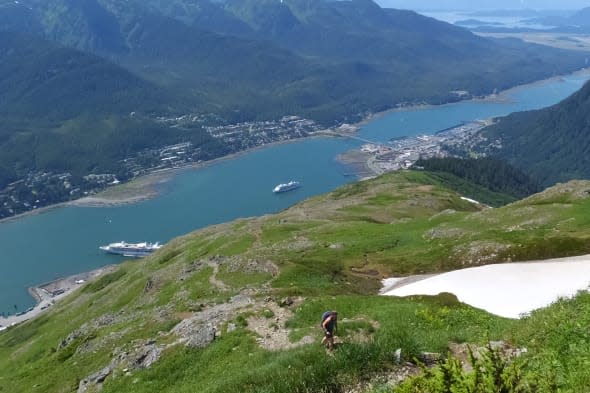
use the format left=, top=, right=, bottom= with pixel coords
left=77, top=365, right=111, bottom=393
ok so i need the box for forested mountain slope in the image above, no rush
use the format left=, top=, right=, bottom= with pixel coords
left=0, top=32, right=175, bottom=120
left=0, top=0, right=587, bottom=123
left=478, top=79, right=590, bottom=186
left=0, top=32, right=221, bottom=187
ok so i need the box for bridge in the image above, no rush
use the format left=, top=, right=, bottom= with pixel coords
left=320, top=130, right=385, bottom=146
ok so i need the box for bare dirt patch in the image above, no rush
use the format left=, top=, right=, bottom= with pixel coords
left=416, top=185, right=433, bottom=192
left=247, top=299, right=314, bottom=351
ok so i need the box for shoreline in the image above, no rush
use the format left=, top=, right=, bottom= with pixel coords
left=0, top=135, right=331, bottom=224
left=2, top=67, right=589, bottom=222
left=69, top=135, right=327, bottom=207
left=355, top=67, right=590, bottom=127
left=0, top=265, right=117, bottom=331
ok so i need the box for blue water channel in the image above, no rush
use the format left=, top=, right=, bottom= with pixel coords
left=1, top=71, right=589, bottom=314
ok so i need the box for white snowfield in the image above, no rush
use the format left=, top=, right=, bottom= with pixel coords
left=381, top=254, right=590, bottom=319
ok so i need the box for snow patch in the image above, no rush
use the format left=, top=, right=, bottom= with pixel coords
left=382, top=255, right=590, bottom=319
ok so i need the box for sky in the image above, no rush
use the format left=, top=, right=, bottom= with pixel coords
left=375, top=0, right=589, bottom=11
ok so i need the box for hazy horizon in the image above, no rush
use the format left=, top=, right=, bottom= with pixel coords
left=375, top=0, right=589, bottom=11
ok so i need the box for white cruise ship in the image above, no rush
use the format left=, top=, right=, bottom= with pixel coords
left=99, top=241, right=162, bottom=257
left=273, top=180, right=301, bottom=193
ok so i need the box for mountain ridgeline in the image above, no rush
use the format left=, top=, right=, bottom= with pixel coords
left=477, top=79, right=590, bottom=187
left=519, top=7, right=590, bottom=33
left=0, top=0, right=587, bottom=121
left=0, top=0, right=588, bottom=208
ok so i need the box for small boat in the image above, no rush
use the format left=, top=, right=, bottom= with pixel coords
left=99, top=241, right=162, bottom=257
left=273, top=180, right=301, bottom=193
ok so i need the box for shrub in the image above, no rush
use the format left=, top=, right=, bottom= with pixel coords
left=393, top=344, right=537, bottom=393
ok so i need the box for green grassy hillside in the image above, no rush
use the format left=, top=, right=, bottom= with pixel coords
left=2, top=171, right=590, bottom=392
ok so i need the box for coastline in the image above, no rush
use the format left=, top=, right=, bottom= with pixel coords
left=0, top=137, right=320, bottom=224
left=2, top=68, right=589, bottom=330
left=355, top=67, right=590, bottom=127
left=0, top=265, right=117, bottom=330
left=8, top=135, right=331, bottom=217
left=336, top=149, right=377, bottom=177
left=2, top=67, right=589, bottom=222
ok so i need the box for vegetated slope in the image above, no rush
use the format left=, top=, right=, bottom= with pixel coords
left=1, top=171, right=590, bottom=392
left=0, top=32, right=223, bottom=188
left=477, top=79, right=590, bottom=187
left=0, top=0, right=587, bottom=124
left=221, top=0, right=587, bottom=99
left=414, top=157, right=542, bottom=205
left=0, top=32, right=175, bottom=120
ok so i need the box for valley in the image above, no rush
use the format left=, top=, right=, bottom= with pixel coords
left=3, top=1, right=590, bottom=392
left=1, top=0, right=589, bottom=222
left=1, top=69, right=587, bottom=318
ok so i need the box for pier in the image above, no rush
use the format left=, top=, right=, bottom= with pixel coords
left=0, top=265, right=118, bottom=331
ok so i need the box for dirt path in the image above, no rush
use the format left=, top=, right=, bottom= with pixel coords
left=206, top=261, right=229, bottom=291
left=246, top=300, right=314, bottom=351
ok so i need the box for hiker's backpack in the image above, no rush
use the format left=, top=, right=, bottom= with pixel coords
left=321, top=311, right=332, bottom=326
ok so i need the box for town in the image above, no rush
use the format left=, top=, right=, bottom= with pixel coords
left=356, top=120, right=493, bottom=175
left=0, top=116, right=324, bottom=219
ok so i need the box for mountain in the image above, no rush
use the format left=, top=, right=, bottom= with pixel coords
left=569, top=7, right=590, bottom=27
left=0, top=0, right=588, bottom=213
left=2, top=171, right=590, bottom=391
left=0, top=31, right=224, bottom=188
left=219, top=0, right=587, bottom=100
left=0, top=0, right=587, bottom=123
left=476, top=79, right=590, bottom=186
left=0, top=31, right=175, bottom=120
left=223, top=0, right=487, bottom=62
left=414, top=157, right=542, bottom=205
left=523, top=7, right=590, bottom=32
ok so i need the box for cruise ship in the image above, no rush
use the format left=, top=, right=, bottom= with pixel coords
left=99, top=241, right=163, bottom=257
left=273, top=180, right=301, bottom=193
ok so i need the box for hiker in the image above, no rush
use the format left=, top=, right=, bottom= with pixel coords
left=321, top=310, right=338, bottom=350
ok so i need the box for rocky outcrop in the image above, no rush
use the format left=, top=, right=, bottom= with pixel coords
left=172, top=294, right=253, bottom=346
left=112, top=340, right=163, bottom=370
left=78, top=365, right=112, bottom=393
left=77, top=339, right=164, bottom=392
